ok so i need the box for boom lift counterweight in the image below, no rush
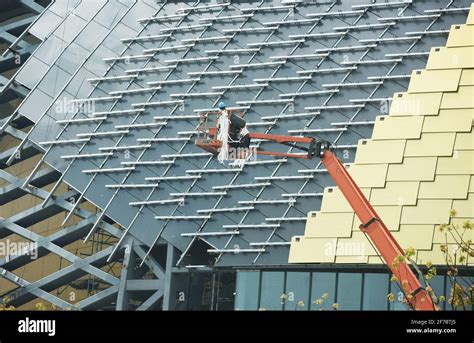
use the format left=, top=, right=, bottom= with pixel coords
left=195, top=111, right=437, bottom=311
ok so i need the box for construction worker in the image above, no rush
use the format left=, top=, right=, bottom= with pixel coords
left=217, top=101, right=230, bottom=163
left=217, top=102, right=251, bottom=162
left=229, top=116, right=249, bottom=149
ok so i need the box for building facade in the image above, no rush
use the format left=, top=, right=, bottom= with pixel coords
left=0, top=0, right=473, bottom=310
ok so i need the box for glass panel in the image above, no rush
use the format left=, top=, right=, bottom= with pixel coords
left=363, top=273, right=389, bottom=310
left=310, top=272, right=336, bottom=311
left=429, top=275, right=445, bottom=310
left=260, top=271, right=285, bottom=310
left=215, top=272, right=236, bottom=311
left=234, top=271, right=260, bottom=310
left=445, top=276, right=473, bottom=311
left=389, top=282, right=408, bottom=311
left=15, top=57, right=49, bottom=90
left=52, top=12, right=87, bottom=43
left=284, top=272, right=310, bottom=311
left=187, top=272, right=212, bottom=311
left=29, top=10, right=63, bottom=40
left=337, top=273, right=362, bottom=310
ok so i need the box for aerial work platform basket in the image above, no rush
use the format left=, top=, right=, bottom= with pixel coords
left=194, top=110, right=317, bottom=159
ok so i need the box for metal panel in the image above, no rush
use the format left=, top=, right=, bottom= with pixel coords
left=400, top=199, right=452, bottom=224
left=447, top=24, right=474, bottom=47
left=348, top=163, right=388, bottom=188
left=418, top=174, right=470, bottom=199
left=392, top=225, right=434, bottom=250
left=454, top=131, right=474, bottom=150
left=305, top=212, right=354, bottom=238
left=371, top=116, right=424, bottom=140
left=370, top=181, right=419, bottom=206
left=407, top=69, right=462, bottom=93
left=354, top=139, right=406, bottom=164
left=404, top=132, right=456, bottom=157
left=437, top=151, right=474, bottom=174
left=422, top=108, right=474, bottom=132
left=440, top=86, right=474, bottom=109
left=288, top=237, right=336, bottom=263
left=386, top=157, right=437, bottom=181
left=389, top=92, right=443, bottom=116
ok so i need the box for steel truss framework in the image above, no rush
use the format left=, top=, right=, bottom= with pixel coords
left=0, top=0, right=174, bottom=310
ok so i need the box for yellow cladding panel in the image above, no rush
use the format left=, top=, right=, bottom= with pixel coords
left=401, top=199, right=452, bottom=225
left=387, top=157, right=437, bottom=182
left=452, top=193, right=474, bottom=218
left=354, top=139, right=406, bottom=164
left=419, top=175, right=470, bottom=199
left=368, top=256, right=384, bottom=264
left=335, top=256, right=369, bottom=263
left=370, top=181, right=419, bottom=206
left=433, top=223, right=464, bottom=244
left=288, top=236, right=336, bottom=263
left=348, top=163, right=388, bottom=188
left=467, top=4, right=474, bottom=25
left=426, top=46, right=474, bottom=70
left=352, top=206, right=402, bottom=232
left=437, top=151, right=474, bottom=175
left=470, top=175, right=474, bottom=192
left=392, top=225, right=434, bottom=250
left=407, top=69, right=461, bottom=93
left=454, top=131, right=474, bottom=150
left=460, top=69, right=474, bottom=86
left=422, top=109, right=474, bottom=133
left=372, top=116, right=423, bottom=140
left=441, top=86, right=474, bottom=109
left=320, top=187, right=371, bottom=212
left=305, top=212, right=354, bottom=238
left=447, top=24, right=474, bottom=47
left=405, top=132, right=456, bottom=157
left=390, top=92, right=442, bottom=116
left=416, top=245, right=453, bottom=265
left=337, top=232, right=377, bottom=256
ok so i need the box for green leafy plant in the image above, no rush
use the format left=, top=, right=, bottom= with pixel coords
left=388, top=210, right=473, bottom=310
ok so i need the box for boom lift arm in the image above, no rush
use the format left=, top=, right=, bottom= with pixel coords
left=315, top=142, right=436, bottom=311
left=195, top=111, right=437, bottom=311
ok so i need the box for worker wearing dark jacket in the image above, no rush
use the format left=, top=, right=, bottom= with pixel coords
left=217, top=102, right=250, bottom=149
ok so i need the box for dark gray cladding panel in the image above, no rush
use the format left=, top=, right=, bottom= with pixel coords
left=20, top=0, right=471, bottom=266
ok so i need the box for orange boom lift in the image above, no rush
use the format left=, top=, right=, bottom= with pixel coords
left=195, top=110, right=437, bottom=311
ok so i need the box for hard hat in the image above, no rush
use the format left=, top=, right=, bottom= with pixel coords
left=218, top=101, right=226, bottom=110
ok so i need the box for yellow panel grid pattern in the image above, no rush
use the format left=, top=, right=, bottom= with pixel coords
left=289, top=9, right=474, bottom=266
